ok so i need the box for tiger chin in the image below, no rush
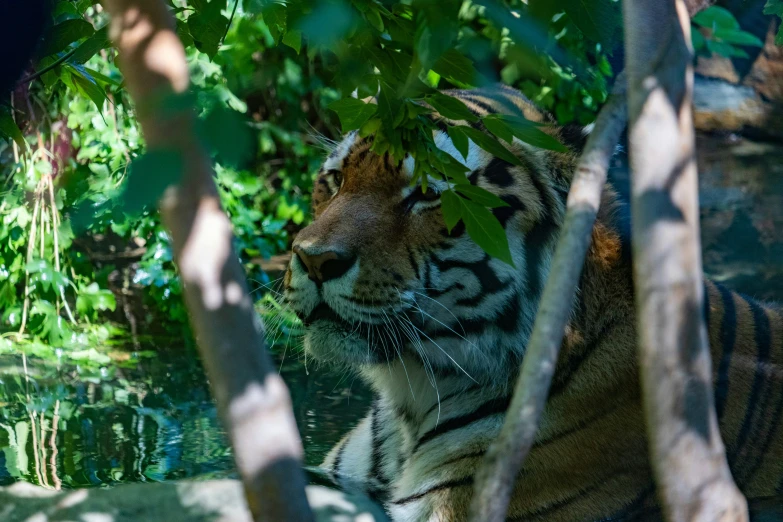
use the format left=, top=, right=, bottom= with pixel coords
left=282, top=85, right=783, bottom=521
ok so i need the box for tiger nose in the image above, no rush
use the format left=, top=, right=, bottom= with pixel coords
left=292, top=245, right=357, bottom=285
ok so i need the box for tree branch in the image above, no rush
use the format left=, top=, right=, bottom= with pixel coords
left=468, top=77, right=628, bottom=522
left=467, top=1, right=722, bottom=518
left=623, top=0, right=747, bottom=520
left=16, top=47, right=78, bottom=87
left=99, top=1, right=314, bottom=520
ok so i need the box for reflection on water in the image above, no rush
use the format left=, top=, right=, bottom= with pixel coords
left=0, top=345, right=371, bottom=488
left=1, top=135, right=782, bottom=491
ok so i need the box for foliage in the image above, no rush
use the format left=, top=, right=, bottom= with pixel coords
left=692, top=5, right=765, bottom=58
left=764, top=0, right=783, bottom=46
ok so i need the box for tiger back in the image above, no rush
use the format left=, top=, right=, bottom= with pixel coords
left=282, top=84, right=783, bottom=521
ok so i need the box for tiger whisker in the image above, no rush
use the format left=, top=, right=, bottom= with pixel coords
left=410, top=290, right=469, bottom=338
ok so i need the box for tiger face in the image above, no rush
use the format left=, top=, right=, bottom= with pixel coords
left=284, top=100, right=571, bottom=381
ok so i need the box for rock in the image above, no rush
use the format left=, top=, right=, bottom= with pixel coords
left=0, top=479, right=389, bottom=522
left=692, top=76, right=776, bottom=136
left=693, top=18, right=783, bottom=140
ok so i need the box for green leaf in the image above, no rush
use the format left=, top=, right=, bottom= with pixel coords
left=77, top=283, right=117, bottom=314
left=561, top=0, right=620, bottom=47
left=481, top=115, right=513, bottom=143
left=71, top=26, right=110, bottom=64
left=70, top=69, right=108, bottom=111
left=359, top=117, right=382, bottom=137
left=121, top=150, right=184, bottom=214
left=440, top=189, right=462, bottom=232
left=426, top=93, right=478, bottom=122
left=764, top=0, right=783, bottom=17
left=461, top=199, right=514, bottom=266
left=365, top=9, right=384, bottom=32
left=329, top=98, right=378, bottom=132
left=692, top=6, right=740, bottom=30
left=484, top=115, right=568, bottom=152
left=188, top=10, right=230, bottom=58
left=198, top=107, right=253, bottom=167
left=454, top=184, right=509, bottom=209
left=297, top=2, right=356, bottom=48
left=282, top=30, right=302, bottom=54
left=713, top=28, right=764, bottom=47
left=432, top=49, right=479, bottom=86
left=435, top=151, right=470, bottom=184
left=37, top=19, right=95, bottom=58
left=706, top=39, right=749, bottom=58
left=447, top=125, right=469, bottom=160
left=459, top=126, right=522, bottom=166
left=0, top=107, right=27, bottom=150
left=262, top=3, right=287, bottom=43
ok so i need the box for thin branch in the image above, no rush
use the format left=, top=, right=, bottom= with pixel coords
left=467, top=1, right=719, bottom=518
left=222, top=0, right=240, bottom=44
left=100, top=1, right=314, bottom=520
left=16, top=48, right=78, bottom=87
left=468, top=77, right=628, bottom=521
left=624, top=0, right=747, bottom=520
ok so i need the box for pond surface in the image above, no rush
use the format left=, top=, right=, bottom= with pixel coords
left=1, top=134, right=782, bottom=491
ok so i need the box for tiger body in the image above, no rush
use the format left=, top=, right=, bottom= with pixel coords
left=283, top=85, right=783, bottom=521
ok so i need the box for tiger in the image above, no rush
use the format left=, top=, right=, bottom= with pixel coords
left=282, top=84, right=783, bottom=521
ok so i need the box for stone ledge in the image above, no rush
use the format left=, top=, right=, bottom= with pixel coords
left=0, top=479, right=390, bottom=522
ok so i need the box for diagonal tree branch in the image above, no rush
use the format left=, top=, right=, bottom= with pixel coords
left=468, top=78, right=627, bottom=522
left=624, top=0, right=747, bottom=520
left=468, top=2, right=719, bottom=520
left=99, top=1, right=314, bottom=520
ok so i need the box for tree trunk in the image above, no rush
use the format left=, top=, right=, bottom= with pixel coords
left=100, top=1, right=314, bottom=520
left=623, top=0, right=748, bottom=520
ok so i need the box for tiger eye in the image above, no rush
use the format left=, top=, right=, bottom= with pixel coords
left=333, top=171, right=343, bottom=186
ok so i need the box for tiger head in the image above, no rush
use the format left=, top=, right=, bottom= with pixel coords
left=282, top=89, right=618, bottom=384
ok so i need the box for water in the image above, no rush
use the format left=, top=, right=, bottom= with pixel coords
left=1, top=134, right=782, bottom=491
left=0, top=345, right=371, bottom=488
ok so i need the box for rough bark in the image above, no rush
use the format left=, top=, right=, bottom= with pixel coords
left=100, top=1, right=314, bottom=520
left=685, top=0, right=715, bottom=16
left=623, top=0, right=748, bottom=521
left=468, top=81, right=628, bottom=521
